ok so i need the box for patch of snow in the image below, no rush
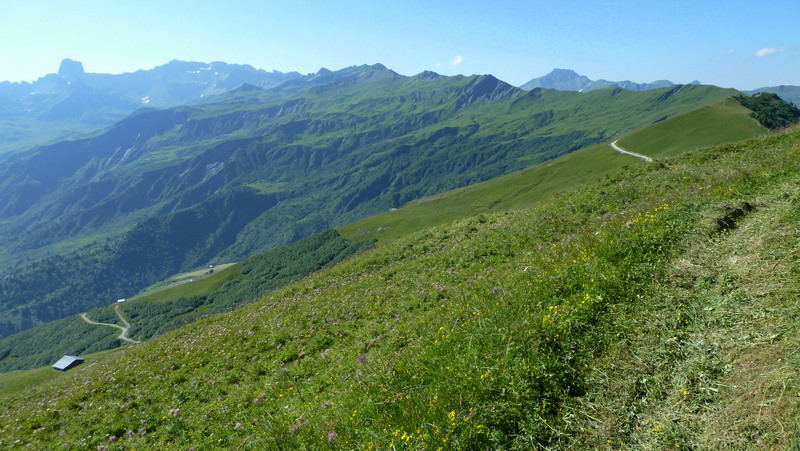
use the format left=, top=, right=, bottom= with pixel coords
left=141, top=96, right=150, bottom=104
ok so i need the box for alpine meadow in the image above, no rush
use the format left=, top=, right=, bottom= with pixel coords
left=0, top=55, right=799, bottom=450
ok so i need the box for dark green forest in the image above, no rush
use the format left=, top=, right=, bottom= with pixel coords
left=735, top=92, right=800, bottom=129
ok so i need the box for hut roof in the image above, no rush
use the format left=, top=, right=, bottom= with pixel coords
left=53, top=355, right=84, bottom=371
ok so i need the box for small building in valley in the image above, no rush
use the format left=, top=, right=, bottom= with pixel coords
left=53, top=355, right=84, bottom=371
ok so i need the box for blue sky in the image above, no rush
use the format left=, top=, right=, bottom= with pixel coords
left=2, top=0, right=798, bottom=90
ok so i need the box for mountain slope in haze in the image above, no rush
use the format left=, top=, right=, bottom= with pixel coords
left=0, top=59, right=305, bottom=155
left=519, top=68, right=693, bottom=92
left=0, top=68, right=743, bottom=338
left=2, top=125, right=799, bottom=449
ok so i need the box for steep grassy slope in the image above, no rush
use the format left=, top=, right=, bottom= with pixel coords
left=0, top=69, right=741, bottom=338
left=0, top=93, right=771, bottom=372
left=0, top=230, right=370, bottom=372
left=1, top=126, right=798, bottom=449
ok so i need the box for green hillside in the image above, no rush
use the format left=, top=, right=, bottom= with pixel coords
left=2, top=124, right=798, bottom=449
left=616, top=97, right=765, bottom=158
left=340, top=95, right=769, bottom=244
left=0, top=70, right=743, bottom=339
left=0, top=91, right=774, bottom=372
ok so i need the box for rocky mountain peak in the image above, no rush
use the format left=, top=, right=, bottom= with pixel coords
left=58, top=58, right=85, bottom=79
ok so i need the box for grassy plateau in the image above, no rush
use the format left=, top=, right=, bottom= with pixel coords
left=0, top=118, right=798, bottom=449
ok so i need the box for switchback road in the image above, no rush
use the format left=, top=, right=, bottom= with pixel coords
left=80, top=305, right=140, bottom=344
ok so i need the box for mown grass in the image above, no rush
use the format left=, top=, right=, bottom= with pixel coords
left=1, top=126, right=797, bottom=449
left=565, top=144, right=800, bottom=449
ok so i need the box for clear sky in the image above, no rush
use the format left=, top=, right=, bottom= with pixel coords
left=1, top=0, right=798, bottom=90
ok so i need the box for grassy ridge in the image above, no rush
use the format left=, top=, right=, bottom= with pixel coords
left=339, top=141, right=633, bottom=243
left=617, top=97, right=766, bottom=157
left=1, top=126, right=798, bottom=449
left=339, top=95, right=767, bottom=244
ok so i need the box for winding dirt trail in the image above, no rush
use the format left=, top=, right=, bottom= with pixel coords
left=80, top=305, right=141, bottom=344
left=611, top=139, right=654, bottom=162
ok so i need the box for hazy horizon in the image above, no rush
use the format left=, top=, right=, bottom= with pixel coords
left=1, top=0, right=798, bottom=91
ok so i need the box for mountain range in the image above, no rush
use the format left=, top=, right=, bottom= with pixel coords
left=0, top=59, right=305, bottom=154
left=4, top=61, right=798, bottom=158
left=521, top=68, right=800, bottom=106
